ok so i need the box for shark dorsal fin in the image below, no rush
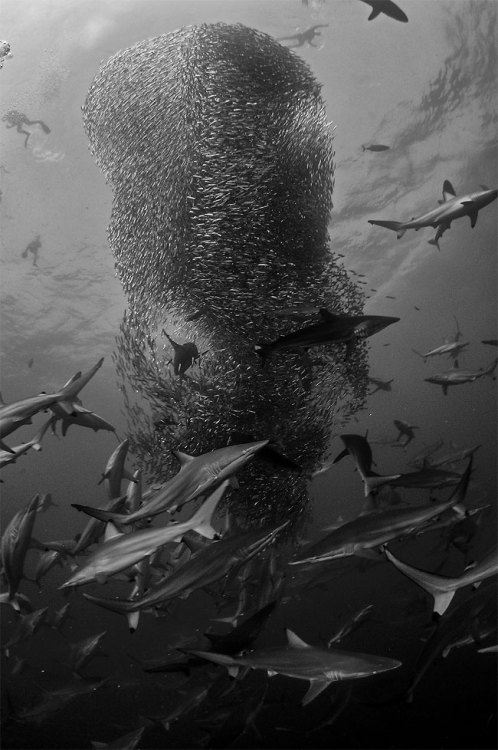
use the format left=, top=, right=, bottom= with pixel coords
left=171, top=450, right=195, bottom=466
left=104, top=522, right=123, bottom=542
left=442, top=180, right=456, bottom=201
left=319, top=308, right=339, bottom=322
left=286, top=629, right=311, bottom=649
left=479, top=184, right=490, bottom=191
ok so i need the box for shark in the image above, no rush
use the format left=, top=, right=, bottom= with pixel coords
left=67, top=631, right=108, bottom=678
left=383, top=545, right=498, bottom=616
left=393, top=419, right=419, bottom=447
left=97, top=439, right=135, bottom=500
left=90, top=725, right=145, bottom=750
left=2, top=607, right=48, bottom=656
left=49, top=403, right=115, bottom=436
left=64, top=481, right=228, bottom=588
left=184, top=628, right=401, bottom=706
left=332, top=433, right=402, bottom=497
left=254, top=309, right=399, bottom=366
left=1, top=493, right=41, bottom=610
left=412, top=340, right=469, bottom=364
left=368, top=180, right=498, bottom=248
left=71, top=440, right=268, bottom=525
left=82, top=521, right=288, bottom=618
left=367, top=376, right=394, bottom=394
left=359, top=0, right=408, bottom=23
left=424, top=358, right=498, bottom=395
left=0, top=416, right=52, bottom=470
left=405, top=583, right=496, bottom=702
left=0, top=357, right=104, bottom=449
left=162, top=329, right=200, bottom=376
left=290, top=459, right=472, bottom=566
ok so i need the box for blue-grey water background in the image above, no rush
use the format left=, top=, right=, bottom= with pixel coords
left=0, top=0, right=497, bottom=748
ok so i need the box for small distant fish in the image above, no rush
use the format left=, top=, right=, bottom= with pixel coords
left=27, top=358, right=34, bottom=368
left=481, top=339, right=498, bottom=346
left=362, top=144, right=390, bottom=152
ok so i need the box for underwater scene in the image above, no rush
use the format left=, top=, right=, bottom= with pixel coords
left=0, top=0, right=497, bottom=748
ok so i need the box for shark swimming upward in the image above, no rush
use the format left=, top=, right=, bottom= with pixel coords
left=368, top=180, right=498, bottom=248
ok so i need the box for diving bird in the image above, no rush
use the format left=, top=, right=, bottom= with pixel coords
left=255, top=308, right=399, bottom=366
left=183, top=628, right=401, bottom=706
left=424, top=358, right=498, bottom=395
left=71, top=440, right=268, bottom=526
left=384, top=545, right=498, bottom=617
left=368, top=180, right=498, bottom=248
left=358, top=0, right=408, bottom=23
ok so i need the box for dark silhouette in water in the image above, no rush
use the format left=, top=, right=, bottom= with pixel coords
left=276, top=25, right=329, bottom=48
left=2, top=110, right=50, bottom=148
left=21, top=235, right=41, bottom=267
left=162, top=330, right=200, bottom=377
left=362, top=144, right=390, bottom=152
left=358, top=0, right=408, bottom=23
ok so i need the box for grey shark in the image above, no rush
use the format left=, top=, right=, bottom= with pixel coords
left=254, top=308, right=399, bottom=366
left=412, top=340, right=469, bottom=363
left=1, top=493, right=41, bottom=610
left=72, top=440, right=268, bottom=525
left=393, top=419, right=419, bottom=447
left=64, top=481, right=227, bottom=588
left=424, top=358, right=497, bottom=395
left=184, top=628, right=401, bottom=706
left=332, top=433, right=401, bottom=497
left=0, top=416, right=52, bottom=470
left=291, top=459, right=472, bottom=566
left=369, top=180, right=498, bottom=247
left=0, top=357, right=104, bottom=448
left=98, top=439, right=135, bottom=500
left=384, top=545, right=498, bottom=616
left=82, top=521, right=288, bottom=618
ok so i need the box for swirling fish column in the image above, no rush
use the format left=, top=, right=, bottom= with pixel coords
left=82, top=23, right=367, bottom=526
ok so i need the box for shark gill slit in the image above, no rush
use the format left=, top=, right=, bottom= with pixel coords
left=82, top=23, right=368, bottom=530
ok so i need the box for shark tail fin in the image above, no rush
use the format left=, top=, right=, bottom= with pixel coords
left=368, top=220, right=406, bottom=239
left=57, top=358, right=104, bottom=404
left=384, top=549, right=456, bottom=616
left=189, top=480, right=228, bottom=539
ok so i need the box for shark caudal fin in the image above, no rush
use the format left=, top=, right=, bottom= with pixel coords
left=384, top=548, right=456, bottom=616
left=368, top=220, right=406, bottom=239
left=55, top=358, right=104, bottom=415
left=188, top=480, right=229, bottom=539
left=71, top=499, right=129, bottom=527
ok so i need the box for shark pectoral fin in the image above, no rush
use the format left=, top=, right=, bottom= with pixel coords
left=367, top=8, right=381, bottom=20
left=433, top=590, right=455, bottom=616
left=302, top=679, right=331, bottom=706
left=468, top=209, right=478, bottom=228
left=267, top=669, right=278, bottom=677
